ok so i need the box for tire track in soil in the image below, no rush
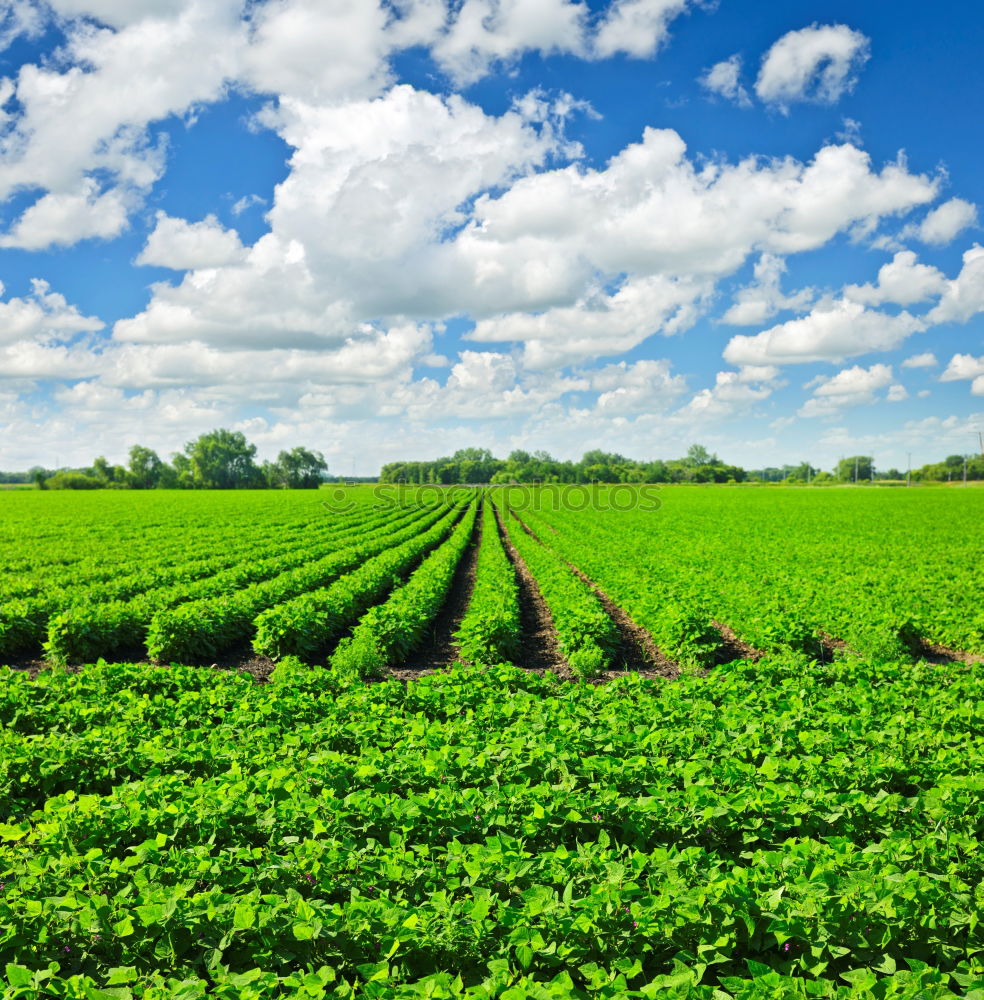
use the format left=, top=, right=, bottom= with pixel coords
left=492, top=501, right=572, bottom=678
left=390, top=500, right=484, bottom=681
left=504, top=507, right=679, bottom=682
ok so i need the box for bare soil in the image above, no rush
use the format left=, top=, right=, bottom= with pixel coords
left=505, top=508, right=679, bottom=680
left=390, top=504, right=483, bottom=681
left=913, top=639, right=984, bottom=667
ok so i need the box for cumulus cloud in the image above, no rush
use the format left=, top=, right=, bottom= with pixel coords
left=0, top=279, right=104, bottom=348
left=0, top=180, right=133, bottom=249
left=678, top=365, right=781, bottom=420
left=589, top=358, right=688, bottom=414
left=136, top=212, right=247, bottom=270
left=925, top=244, right=984, bottom=324
left=939, top=353, right=984, bottom=382
left=798, top=362, right=894, bottom=418
left=721, top=253, right=813, bottom=325
left=724, top=298, right=924, bottom=366
left=901, top=352, right=937, bottom=369
left=592, top=0, right=690, bottom=59
left=699, top=54, right=751, bottom=107
left=843, top=250, right=947, bottom=306
left=468, top=274, right=711, bottom=369
left=901, top=197, right=978, bottom=245
left=755, top=24, right=870, bottom=109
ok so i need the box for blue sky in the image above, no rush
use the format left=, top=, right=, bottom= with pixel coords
left=0, top=0, right=982, bottom=474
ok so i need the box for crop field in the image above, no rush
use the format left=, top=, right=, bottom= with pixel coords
left=1, top=486, right=982, bottom=999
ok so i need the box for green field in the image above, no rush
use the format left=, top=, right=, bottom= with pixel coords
left=1, top=487, right=982, bottom=998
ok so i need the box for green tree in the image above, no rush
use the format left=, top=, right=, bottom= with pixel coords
left=266, top=447, right=328, bottom=489
left=837, top=456, right=874, bottom=482
left=685, top=444, right=718, bottom=468
left=183, top=429, right=262, bottom=489
left=126, top=445, right=166, bottom=490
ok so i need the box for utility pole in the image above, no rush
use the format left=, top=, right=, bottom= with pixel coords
left=854, top=456, right=859, bottom=484
left=907, top=452, right=911, bottom=488
left=964, top=454, right=968, bottom=486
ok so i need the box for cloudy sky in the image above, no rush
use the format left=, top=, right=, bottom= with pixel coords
left=0, top=0, right=982, bottom=474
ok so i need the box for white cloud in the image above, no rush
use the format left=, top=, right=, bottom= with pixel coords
left=724, top=298, right=924, bottom=366
left=699, top=54, right=751, bottom=107
left=46, top=0, right=192, bottom=29
left=902, top=197, right=978, bottom=245
left=592, top=0, right=690, bottom=59
left=0, top=279, right=104, bottom=348
left=939, top=353, right=984, bottom=382
left=468, top=274, right=711, bottom=369
left=798, top=362, right=894, bottom=418
left=678, top=365, right=781, bottom=420
left=721, top=253, right=813, bottom=325
left=843, top=250, right=947, bottom=306
left=243, top=0, right=393, bottom=102
left=136, top=212, right=246, bottom=270
left=901, top=352, right=937, bottom=369
left=926, top=244, right=984, bottom=324
left=755, top=24, right=870, bottom=109
left=429, top=0, right=587, bottom=84
left=887, top=383, right=907, bottom=402
left=0, top=180, right=132, bottom=249
left=589, top=358, right=687, bottom=414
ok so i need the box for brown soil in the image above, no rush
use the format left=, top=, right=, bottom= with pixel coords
left=3, top=646, right=278, bottom=683
left=493, top=502, right=571, bottom=677
left=712, top=620, right=764, bottom=663
left=3, top=658, right=56, bottom=680
left=914, top=640, right=984, bottom=667
left=506, top=508, right=679, bottom=680
left=391, top=504, right=483, bottom=681
left=818, top=632, right=856, bottom=661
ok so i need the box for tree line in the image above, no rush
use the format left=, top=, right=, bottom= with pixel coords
left=380, top=447, right=984, bottom=485
left=4, top=429, right=328, bottom=490
left=3, top=438, right=982, bottom=490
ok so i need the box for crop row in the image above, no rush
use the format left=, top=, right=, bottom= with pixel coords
left=147, top=502, right=467, bottom=664
left=251, top=501, right=474, bottom=663
left=1, top=501, right=435, bottom=662
left=514, top=503, right=726, bottom=669
left=494, top=498, right=618, bottom=678
left=452, top=499, right=521, bottom=666
left=43, top=502, right=442, bottom=665
left=547, top=488, right=984, bottom=657
left=331, top=501, right=478, bottom=677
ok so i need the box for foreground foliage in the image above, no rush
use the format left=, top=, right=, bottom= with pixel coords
left=0, top=654, right=981, bottom=999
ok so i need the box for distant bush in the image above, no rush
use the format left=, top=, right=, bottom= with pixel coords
left=45, top=472, right=104, bottom=490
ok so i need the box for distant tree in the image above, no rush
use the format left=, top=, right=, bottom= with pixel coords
left=266, top=447, right=328, bottom=489
left=837, top=456, right=873, bottom=482
left=126, top=445, right=166, bottom=490
left=685, top=444, right=718, bottom=468
left=32, top=468, right=46, bottom=490
left=183, top=429, right=262, bottom=489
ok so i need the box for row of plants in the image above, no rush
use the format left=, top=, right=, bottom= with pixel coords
left=251, top=502, right=473, bottom=663
left=0, top=498, right=403, bottom=660
left=42, top=503, right=440, bottom=666
left=0, top=655, right=980, bottom=997
left=331, top=502, right=479, bottom=678
left=452, top=501, right=522, bottom=666
left=514, top=505, right=725, bottom=670
left=493, top=498, right=618, bottom=678
left=145, top=504, right=465, bottom=664
left=519, top=487, right=984, bottom=660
